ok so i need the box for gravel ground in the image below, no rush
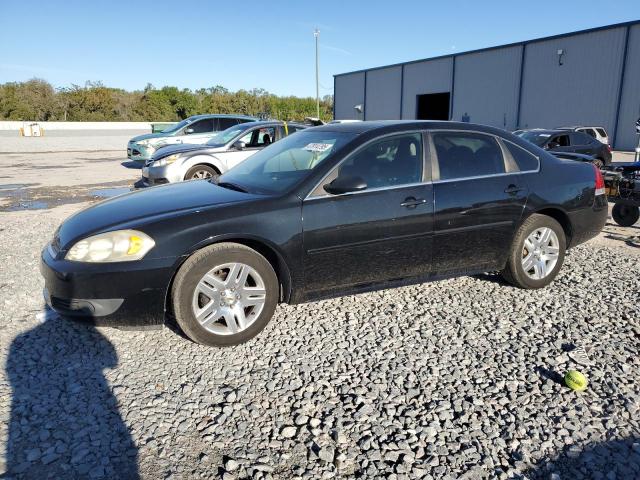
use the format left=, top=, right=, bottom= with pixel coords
left=0, top=151, right=639, bottom=479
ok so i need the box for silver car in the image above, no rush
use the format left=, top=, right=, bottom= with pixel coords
left=127, top=114, right=257, bottom=162
left=139, top=121, right=308, bottom=187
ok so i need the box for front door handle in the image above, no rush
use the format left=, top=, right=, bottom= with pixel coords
left=401, top=197, right=427, bottom=208
left=504, top=185, right=523, bottom=195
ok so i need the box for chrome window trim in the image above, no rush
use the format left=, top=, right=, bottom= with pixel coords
left=305, top=128, right=542, bottom=200
left=304, top=130, right=427, bottom=201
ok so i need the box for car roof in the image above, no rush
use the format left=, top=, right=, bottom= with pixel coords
left=557, top=125, right=606, bottom=130
left=517, top=128, right=567, bottom=135
left=311, top=120, right=509, bottom=136
left=188, top=114, right=258, bottom=120
left=230, top=120, right=308, bottom=129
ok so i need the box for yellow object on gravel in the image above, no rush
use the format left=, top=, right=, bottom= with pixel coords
left=565, top=370, right=588, bottom=391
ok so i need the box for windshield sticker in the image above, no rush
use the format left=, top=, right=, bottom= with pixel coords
left=303, top=143, right=333, bottom=152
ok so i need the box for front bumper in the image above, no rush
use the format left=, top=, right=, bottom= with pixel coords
left=138, top=162, right=183, bottom=188
left=40, top=245, right=179, bottom=327
left=127, top=141, right=155, bottom=161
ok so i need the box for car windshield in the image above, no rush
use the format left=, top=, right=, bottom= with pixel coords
left=206, top=125, right=250, bottom=146
left=161, top=118, right=196, bottom=134
left=218, top=130, right=357, bottom=194
left=515, top=131, right=552, bottom=147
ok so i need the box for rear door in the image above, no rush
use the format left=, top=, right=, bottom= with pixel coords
left=302, top=132, right=433, bottom=294
left=430, top=130, right=531, bottom=275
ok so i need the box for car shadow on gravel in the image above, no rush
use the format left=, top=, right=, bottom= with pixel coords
left=5, top=311, right=139, bottom=479
left=522, top=437, right=640, bottom=479
left=121, top=161, right=143, bottom=169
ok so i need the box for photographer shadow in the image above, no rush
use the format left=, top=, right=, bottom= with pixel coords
left=5, top=311, right=139, bottom=479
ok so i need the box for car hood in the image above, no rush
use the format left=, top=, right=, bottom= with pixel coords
left=129, top=132, right=168, bottom=142
left=56, top=180, right=260, bottom=249
left=152, top=143, right=224, bottom=159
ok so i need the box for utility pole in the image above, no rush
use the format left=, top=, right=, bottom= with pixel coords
left=314, top=29, right=320, bottom=119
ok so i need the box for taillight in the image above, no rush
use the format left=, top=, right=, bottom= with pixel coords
left=607, top=144, right=612, bottom=152
left=593, top=164, right=605, bottom=196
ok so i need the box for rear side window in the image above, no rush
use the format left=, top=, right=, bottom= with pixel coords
left=504, top=141, right=539, bottom=172
left=433, top=132, right=505, bottom=180
left=596, top=128, right=607, bottom=138
left=580, top=128, right=597, bottom=138
left=216, top=118, right=238, bottom=131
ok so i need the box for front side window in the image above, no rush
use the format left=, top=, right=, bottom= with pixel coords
left=433, top=132, right=505, bottom=180
left=336, top=133, right=423, bottom=189
left=238, top=127, right=276, bottom=147
left=551, top=134, right=570, bottom=147
left=186, top=119, right=214, bottom=134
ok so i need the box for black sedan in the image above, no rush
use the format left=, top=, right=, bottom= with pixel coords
left=41, top=121, right=608, bottom=346
left=514, top=128, right=612, bottom=167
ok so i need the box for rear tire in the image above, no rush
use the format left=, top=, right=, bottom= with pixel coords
left=171, top=243, right=278, bottom=346
left=185, top=164, right=219, bottom=181
left=501, top=214, right=566, bottom=289
left=612, top=203, right=640, bottom=227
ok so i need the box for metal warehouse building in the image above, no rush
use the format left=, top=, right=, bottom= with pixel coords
left=333, top=20, right=640, bottom=150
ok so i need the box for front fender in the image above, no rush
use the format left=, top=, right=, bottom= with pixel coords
left=180, top=154, right=225, bottom=179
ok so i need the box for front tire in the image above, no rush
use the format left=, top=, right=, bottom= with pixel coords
left=501, top=214, right=566, bottom=289
left=185, top=164, right=219, bottom=181
left=612, top=203, right=640, bottom=227
left=171, top=243, right=279, bottom=346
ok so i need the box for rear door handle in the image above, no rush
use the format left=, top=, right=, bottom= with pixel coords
left=401, top=197, right=427, bottom=208
left=504, top=185, right=523, bottom=195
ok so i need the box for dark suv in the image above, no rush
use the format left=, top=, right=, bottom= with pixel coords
left=514, top=129, right=612, bottom=167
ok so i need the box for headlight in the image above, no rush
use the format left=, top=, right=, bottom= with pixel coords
left=138, top=139, right=156, bottom=148
left=65, top=230, right=155, bottom=263
left=152, top=154, right=180, bottom=167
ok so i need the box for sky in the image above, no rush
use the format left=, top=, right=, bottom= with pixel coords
left=0, top=1, right=638, bottom=98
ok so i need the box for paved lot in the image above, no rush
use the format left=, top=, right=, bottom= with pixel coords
left=0, top=150, right=639, bottom=479
left=0, top=130, right=148, bottom=153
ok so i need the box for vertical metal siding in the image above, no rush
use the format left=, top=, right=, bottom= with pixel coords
left=451, top=46, right=523, bottom=130
left=365, top=66, right=402, bottom=120
left=401, top=58, right=453, bottom=119
left=334, top=72, right=365, bottom=120
left=519, top=27, right=627, bottom=136
left=615, top=24, right=640, bottom=151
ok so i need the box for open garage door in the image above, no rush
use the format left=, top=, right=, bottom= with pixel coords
left=416, top=92, right=450, bottom=120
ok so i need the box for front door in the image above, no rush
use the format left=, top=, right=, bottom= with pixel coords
left=222, top=126, right=277, bottom=170
left=177, top=118, right=216, bottom=144
left=430, top=131, right=528, bottom=275
left=302, top=132, right=433, bottom=295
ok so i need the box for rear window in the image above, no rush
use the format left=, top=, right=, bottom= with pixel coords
left=504, top=141, right=539, bottom=172
left=433, top=132, right=505, bottom=180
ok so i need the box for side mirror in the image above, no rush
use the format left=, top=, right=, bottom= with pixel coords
left=546, top=142, right=560, bottom=150
left=323, top=175, right=367, bottom=195
left=184, top=127, right=194, bottom=135
left=233, top=140, right=246, bottom=150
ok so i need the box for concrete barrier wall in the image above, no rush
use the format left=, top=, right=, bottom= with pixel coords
left=0, top=121, right=153, bottom=131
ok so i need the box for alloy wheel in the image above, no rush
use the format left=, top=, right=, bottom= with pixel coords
left=521, top=227, right=560, bottom=280
left=191, top=170, right=212, bottom=179
left=191, top=262, right=266, bottom=335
